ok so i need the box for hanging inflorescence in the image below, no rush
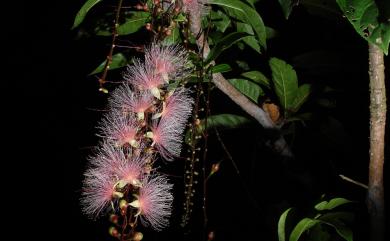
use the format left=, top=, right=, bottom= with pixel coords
left=81, top=42, right=194, bottom=240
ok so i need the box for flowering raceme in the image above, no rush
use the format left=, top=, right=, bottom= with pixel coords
left=81, top=42, right=193, bottom=235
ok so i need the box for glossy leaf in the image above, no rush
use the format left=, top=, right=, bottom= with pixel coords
left=336, top=0, right=390, bottom=54
left=211, top=10, right=231, bottom=33
left=269, top=58, right=298, bottom=112
left=291, top=84, right=311, bottom=112
left=241, top=70, right=271, bottom=88
left=211, top=64, right=232, bottom=73
left=89, top=53, right=127, bottom=75
left=206, top=32, right=251, bottom=63
left=278, top=208, right=292, bottom=241
left=289, top=218, right=320, bottom=241
left=209, top=0, right=267, bottom=49
left=236, top=22, right=261, bottom=54
left=318, top=219, right=353, bottom=241
left=315, top=198, right=353, bottom=211
left=198, top=114, right=252, bottom=133
left=246, top=0, right=260, bottom=8
left=319, top=212, right=355, bottom=224
left=117, top=12, right=150, bottom=35
left=72, top=0, right=102, bottom=29
left=228, top=78, right=264, bottom=102
left=96, top=12, right=149, bottom=36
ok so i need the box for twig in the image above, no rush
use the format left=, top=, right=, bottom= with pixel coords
left=98, top=0, right=124, bottom=93
left=339, top=174, right=368, bottom=189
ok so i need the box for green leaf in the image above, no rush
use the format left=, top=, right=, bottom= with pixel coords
left=319, top=212, right=355, bottom=224
left=117, top=12, right=150, bottom=35
left=89, top=53, right=128, bottom=75
left=228, top=78, right=264, bottom=102
left=278, top=0, right=296, bottom=19
left=318, top=211, right=354, bottom=241
left=186, top=114, right=251, bottom=144
left=198, top=114, right=252, bottom=133
left=163, top=26, right=181, bottom=45
left=245, top=0, right=260, bottom=8
left=96, top=12, right=149, bottom=36
left=314, top=198, right=353, bottom=211
left=336, top=0, right=390, bottom=54
left=211, top=64, right=232, bottom=73
left=209, top=0, right=267, bottom=49
left=291, top=84, right=311, bottom=113
left=289, top=218, right=320, bottom=241
left=269, top=58, right=299, bottom=113
left=72, top=0, right=102, bottom=29
left=278, top=208, right=292, bottom=241
left=241, top=70, right=271, bottom=88
left=308, top=224, right=331, bottom=241
left=318, top=219, right=353, bottom=241
left=236, top=22, right=261, bottom=54
left=211, top=10, right=231, bottom=33
left=206, top=32, right=251, bottom=63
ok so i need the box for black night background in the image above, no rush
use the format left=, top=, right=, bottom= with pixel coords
left=21, top=1, right=388, bottom=241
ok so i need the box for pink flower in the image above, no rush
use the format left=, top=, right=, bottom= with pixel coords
left=98, top=109, right=140, bottom=148
left=149, top=88, right=193, bottom=161
left=81, top=144, right=126, bottom=218
left=145, top=42, right=190, bottom=82
left=134, top=175, right=173, bottom=231
left=115, top=151, right=150, bottom=187
left=109, top=84, right=154, bottom=120
left=82, top=144, right=150, bottom=218
left=161, top=88, right=193, bottom=121
left=81, top=169, right=117, bottom=218
left=125, top=59, right=165, bottom=98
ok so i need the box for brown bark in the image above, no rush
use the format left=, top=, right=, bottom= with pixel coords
left=368, top=43, right=386, bottom=241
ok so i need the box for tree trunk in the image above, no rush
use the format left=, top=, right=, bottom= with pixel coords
left=368, top=43, right=386, bottom=241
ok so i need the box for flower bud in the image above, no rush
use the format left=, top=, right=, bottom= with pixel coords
left=119, top=199, right=128, bottom=209
left=133, top=232, right=144, bottom=241
left=109, top=227, right=119, bottom=237
left=109, top=214, right=119, bottom=224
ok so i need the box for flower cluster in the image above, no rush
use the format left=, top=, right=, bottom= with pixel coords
left=81, top=42, right=193, bottom=235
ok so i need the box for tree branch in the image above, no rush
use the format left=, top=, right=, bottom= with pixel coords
left=190, top=15, right=293, bottom=158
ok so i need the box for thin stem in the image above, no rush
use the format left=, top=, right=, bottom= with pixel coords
left=98, top=0, right=124, bottom=92
left=211, top=127, right=262, bottom=213
left=339, top=175, right=368, bottom=189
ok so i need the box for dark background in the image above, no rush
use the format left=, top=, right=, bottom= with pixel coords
left=22, top=1, right=389, bottom=241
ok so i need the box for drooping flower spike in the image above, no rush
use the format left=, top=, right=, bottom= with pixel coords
left=109, top=84, right=154, bottom=120
left=129, top=174, right=173, bottom=231
left=98, top=109, right=140, bottom=148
